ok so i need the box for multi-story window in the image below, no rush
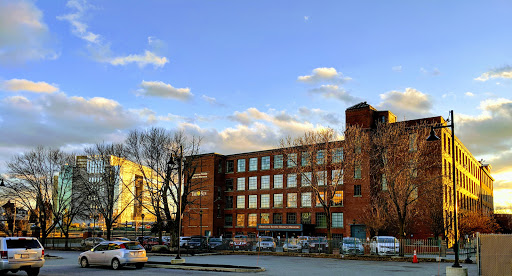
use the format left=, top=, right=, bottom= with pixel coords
left=225, top=195, right=233, bottom=209
left=287, top=213, right=297, bottom=224
left=382, top=174, right=387, bottom=191
left=302, top=172, right=311, bottom=187
left=249, top=176, right=257, bottom=190
left=287, top=193, right=297, bottom=208
left=301, top=192, right=312, bottom=207
left=226, top=160, right=235, bottom=173
left=301, top=212, right=311, bottom=224
left=237, top=177, right=245, bottom=190
left=274, top=155, right=283, bottom=169
left=248, top=214, right=257, bottom=227
left=249, top=195, right=257, bottom=209
left=237, top=195, right=245, bottom=209
left=332, top=191, right=343, bottom=206
left=317, top=150, right=325, bottom=165
left=316, top=194, right=325, bottom=206
left=273, top=213, right=283, bottom=224
left=249, top=157, right=258, bottom=171
left=225, top=179, right=234, bottom=191
left=354, top=185, right=362, bottom=196
left=237, top=159, right=246, bottom=172
left=236, top=214, right=245, bottom=227
left=287, top=153, right=297, bottom=167
left=354, top=162, right=362, bottom=179
left=332, top=213, right=343, bottom=228
left=301, top=152, right=310, bottom=166
left=274, top=194, right=283, bottom=208
left=287, top=174, right=297, bottom=188
left=261, top=175, right=270, bottom=189
left=261, top=194, right=270, bottom=208
left=261, top=213, right=270, bottom=224
left=274, top=174, right=283, bottom=189
left=316, top=212, right=327, bottom=228
left=317, top=171, right=327, bottom=186
left=409, top=133, right=418, bottom=152
left=332, top=169, right=343, bottom=185
left=261, top=156, right=270, bottom=170
left=332, top=148, right=343, bottom=163
left=225, top=214, right=233, bottom=227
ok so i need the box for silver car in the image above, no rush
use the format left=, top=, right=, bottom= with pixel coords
left=341, top=237, right=364, bottom=255
left=0, top=237, right=44, bottom=276
left=78, top=241, right=147, bottom=270
left=81, top=237, right=105, bottom=247
left=255, top=236, right=276, bottom=252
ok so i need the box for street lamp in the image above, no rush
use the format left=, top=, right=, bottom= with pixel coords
left=169, top=145, right=184, bottom=260
left=426, top=110, right=461, bottom=268
left=125, top=221, right=128, bottom=238
left=141, top=214, right=145, bottom=238
left=197, top=190, right=203, bottom=237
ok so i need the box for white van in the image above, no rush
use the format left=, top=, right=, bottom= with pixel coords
left=0, top=237, right=45, bottom=276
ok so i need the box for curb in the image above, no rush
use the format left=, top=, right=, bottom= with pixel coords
left=146, top=263, right=265, bottom=272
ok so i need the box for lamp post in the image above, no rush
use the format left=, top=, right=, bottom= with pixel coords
left=169, top=145, right=184, bottom=260
left=125, top=221, right=128, bottom=238
left=197, top=190, right=203, bottom=237
left=426, top=110, right=461, bottom=268
left=141, top=214, right=145, bottom=238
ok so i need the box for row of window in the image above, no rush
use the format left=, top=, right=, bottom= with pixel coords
left=225, top=212, right=344, bottom=228
left=225, top=192, right=344, bottom=209
left=226, top=148, right=344, bottom=173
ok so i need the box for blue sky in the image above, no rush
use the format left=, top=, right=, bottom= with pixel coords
left=1, top=0, right=512, bottom=211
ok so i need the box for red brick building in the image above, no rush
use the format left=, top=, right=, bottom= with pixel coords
left=181, top=102, right=494, bottom=241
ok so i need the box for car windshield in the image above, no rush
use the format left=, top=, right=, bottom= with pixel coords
left=124, top=242, right=144, bottom=250
left=378, top=238, right=397, bottom=243
left=344, top=238, right=361, bottom=244
left=6, top=239, right=41, bottom=249
left=190, top=238, right=202, bottom=242
left=210, top=238, right=221, bottom=242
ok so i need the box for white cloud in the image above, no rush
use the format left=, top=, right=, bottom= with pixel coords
left=392, top=65, right=402, bottom=72
left=1, top=79, right=58, bottom=93
left=298, top=67, right=352, bottom=83
left=420, top=67, right=441, bottom=76
left=201, top=95, right=225, bottom=107
left=304, top=16, right=310, bottom=22
left=138, top=80, right=192, bottom=100
left=475, top=66, right=512, bottom=81
left=309, top=84, right=359, bottom=103
left=109, top=50, right=168, bottom=68
left=465, top=92, right=475, bottom=97
left=0, top=0, right=57, bottom=64
left=377, top=88, right=433, bottom=120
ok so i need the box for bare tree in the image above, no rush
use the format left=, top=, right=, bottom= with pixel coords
left=3, top=146, right=74, bottom=246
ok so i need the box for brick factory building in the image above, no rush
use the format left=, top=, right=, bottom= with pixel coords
left=181, top=102, right=494, bottom=241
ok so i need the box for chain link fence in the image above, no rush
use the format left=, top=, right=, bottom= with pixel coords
left=477, top=233, right=512, bottom=276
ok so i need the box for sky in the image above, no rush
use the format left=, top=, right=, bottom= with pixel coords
left=1, top=0, right=511, bottom=212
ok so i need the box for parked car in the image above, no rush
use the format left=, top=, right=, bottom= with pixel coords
left=208, top=237, right=224, bottom=250
left=229, top=235, right=251, bottom=250
left=297, top=236, right=311, bottom=247
left=187, top=236, right=207, bottom=250
left=255, top=236, right=276, bottom=252
left=282, top=239, right=302, bottom=252
left=78, top=241, right=147, bottom=270
left=308, top=237, right=328, bottom=253
left=179, top=236, right=191, bottom=248
left=81, top=237, right=106, bottom=247
left=112, top=237, right=130, bottom=242
left=370, top=236, right=400, bottom=256
left=0, top=237, right=45, bottom=276
left=136, top=236, right=151, bottom=244
left=142, top=237, right=161, bottom=250
left=341, top=237, right=364, bottom=255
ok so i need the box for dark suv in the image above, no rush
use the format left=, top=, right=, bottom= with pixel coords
left=187, top=236, right=207, bottom=250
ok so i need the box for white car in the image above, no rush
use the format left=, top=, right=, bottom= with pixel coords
left=282, top=240, right=302, bottom=252
left=0, top=237, right=45, bottom=276
left=179, top=236, right=191, bottom=247
left=370, top=236, right=400, bottom=255
left=341, top=237, right=364, bottom=255
left=255, top=236, right=276, bottom=252
left=78, top=241, right=147, bottom=270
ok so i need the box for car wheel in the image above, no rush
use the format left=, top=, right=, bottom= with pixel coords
left=80, top=257, right=89, bottom=268
left=135, top=263, right=145, bottom=269
left=26, top=268, right=40, bottom=276
left=111, top=258, right=122, bottom=270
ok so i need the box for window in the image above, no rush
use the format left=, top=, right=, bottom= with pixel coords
left=226, top=160, right=234, bottom=173
left=332, top=191, right=343, bottom=206
left=317, top=171, right=327, bottom=186
left=287, top=193, right=297, bottom=208
left=354, top=185, right=362, bottom=196
left=332, top=213, right=343, bottom=228
left=261, top=156, right=270, bottom=170
left=274, top=174, right=283, bottom=189
left=287, top=174, right=297, bottom=188
left=274, top=194, right=283, bottom=208
left=236, top=214, right=245, bottom=227
left=261, top=175, right=270, bottom=189
left=301, top=152, right=310, bottom=166
left=249, top=158, right=258, bottom=171
left=237, top=177, right=245, bottom=190
left=301, top=212, right=311, bottom=224
left=249, top=195, right=257, bottom=209
left=249, top=176, right=257, bottom=190
left=287, top=153, right=297, bottom=167
left=382, top=174, right=388, bottom=191
left=316, top=212, right=327, bottom=228
left=237, top=159, right=246, bottom=172
left=261, top=194, right=270, bottom=208
left=225, top=179, right=234, bottom=191
left=287, top=213, right=297, bottom=224
left=237, top=195, right=245, bottom=209
left=332, top=169, right=343, bottom=185
left=225, top=214, right=233, bottom=227
left=274, top=155, right=283, bottom=169
left=316, top=194, right=325, bottom=206
left=332, top=148, right=343, bottom=163
left=261, top=213, right=270, bottom=224
left=409, top=133, right=418, bottom=152
left=248, top=214, right=257, bottom=227
left=302, top=172, right=311, bottom=187
left=354, top=163, right=362, bottom=179
left=225, top=196, right=233, bottom=209
left=410, top=160, right=418, bottom=178
left=317, top=150, right=325, bottom=165
left=301, top=192, right=312, bottom=207
left=273, top=213, right=283, bottom=224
